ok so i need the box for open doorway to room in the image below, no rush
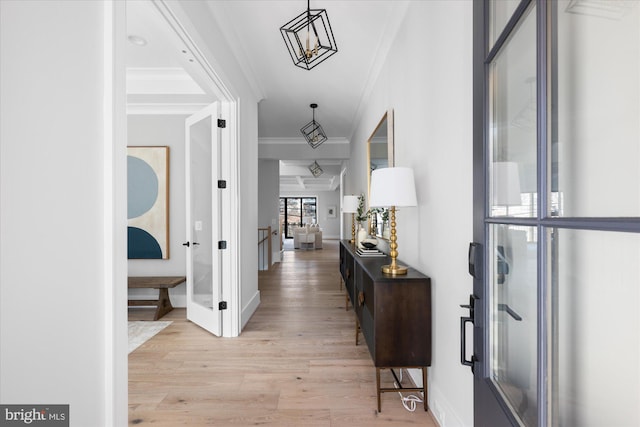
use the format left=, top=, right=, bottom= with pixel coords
left=280, top=197, right=318, bottom=238
left=276, top=160, right=345, bottom=251
left=124, top=0, right=241, bottom=347
left=125, top=0, right=211, bottom=324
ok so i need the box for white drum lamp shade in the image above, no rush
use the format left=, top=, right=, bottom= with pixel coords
left=342, top=195, right=359, bottom=213
left=369, top=167, right=417, bottom=208
left=343, top=195, right=359, bottom=243
left=368, top=167, right=417, bottom=275
left=492, top=162, right=521, bottom=206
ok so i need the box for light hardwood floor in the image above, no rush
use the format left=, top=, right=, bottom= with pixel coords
left=129, top=240, right=439, bottom=426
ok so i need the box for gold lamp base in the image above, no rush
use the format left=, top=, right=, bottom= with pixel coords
left=380, top=206, right=408, bottom=275
left=350, top=213, right=356, bottom=244
left=382, top=264, right=408, bottom=275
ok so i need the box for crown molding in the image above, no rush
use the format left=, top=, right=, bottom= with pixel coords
left=259, top=137, right=349, bottom=145
left=127, top=103, right=208, bottom=115
left=126, top=68, right=208, bottom=95
left=202, top=1, right=266, bottom=101
left=348, top=1, right=411, bottom=142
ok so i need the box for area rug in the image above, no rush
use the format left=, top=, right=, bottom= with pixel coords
left=128, top=321, right=172, bottom=354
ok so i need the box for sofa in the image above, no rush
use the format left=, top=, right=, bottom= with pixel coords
left=293, top=224, right=323, bottom=249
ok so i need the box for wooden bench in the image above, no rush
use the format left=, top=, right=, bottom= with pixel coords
left=128, top=276, right=186, bottom=320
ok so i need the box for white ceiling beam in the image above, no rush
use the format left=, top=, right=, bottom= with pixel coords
left=329, top=175, right=339, bottom=191
left=296, top=176, right=306, bottom=190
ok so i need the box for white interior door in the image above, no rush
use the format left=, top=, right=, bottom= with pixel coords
left=185, top=103, right=221, bottom=336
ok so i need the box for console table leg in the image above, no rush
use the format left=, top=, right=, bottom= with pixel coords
left=376, top=368, right=382, bottom=413
left=423, top=367, right=429, bottom=411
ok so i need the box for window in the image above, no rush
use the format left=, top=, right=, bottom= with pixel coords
left=279, top=197, right=317, bottom=238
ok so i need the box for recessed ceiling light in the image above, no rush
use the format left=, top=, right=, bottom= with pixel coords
left=128, top=35, right=147, bottom=46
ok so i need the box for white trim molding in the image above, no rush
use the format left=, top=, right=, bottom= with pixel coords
left=153, top=0, right=242, bottom=338
left=259, top=137, right=349, bottom=145
left=104, top=1, right=128, bottom=426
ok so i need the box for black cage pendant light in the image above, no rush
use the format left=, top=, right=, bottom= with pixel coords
left=308, top=161, right=323, bottom=178
left=280, top=0, right=338, bottom=70
left=301, top=103, right=327, bottom=149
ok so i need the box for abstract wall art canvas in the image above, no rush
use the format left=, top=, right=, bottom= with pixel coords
left=127, top=146, right=169, bottom=259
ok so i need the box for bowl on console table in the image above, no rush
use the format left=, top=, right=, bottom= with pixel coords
left=361, top=238, right=378, bottom=249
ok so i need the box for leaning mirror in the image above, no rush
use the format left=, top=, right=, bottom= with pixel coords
left=367, top=109, right=394, bottom=239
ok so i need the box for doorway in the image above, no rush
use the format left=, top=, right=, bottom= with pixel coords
left=279, top=197, right=318, bottom=238
left=125, top=0, right=240, bottom=337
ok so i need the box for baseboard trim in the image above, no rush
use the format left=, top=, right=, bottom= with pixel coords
left=241, top=290, right=261, bottom=330
left=402, top=368, right=442, bottom=427
left=427, top=381, right=468, bottom=427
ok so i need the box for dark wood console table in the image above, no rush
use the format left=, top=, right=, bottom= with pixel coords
left=339, top=240, right=431, bottom=412
left=128, top=276, right=186, bottom=320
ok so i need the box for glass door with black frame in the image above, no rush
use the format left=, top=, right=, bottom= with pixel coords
left=472, top=1, right=640, bottom=426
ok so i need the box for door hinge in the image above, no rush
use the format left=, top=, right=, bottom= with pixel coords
left=217, top=119, right=226, bottom=128
left=218, top=301, right=227, bottom=310
left=218, top=180, right=227, bottom=189
left=218, top=240, right=227, bottom=250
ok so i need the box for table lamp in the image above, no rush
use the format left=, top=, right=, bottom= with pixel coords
left=342, top=195, right=359, bottom=244
left=492, top=161, right=521, bottom=215
left=369, top=167, right=417, bottom=275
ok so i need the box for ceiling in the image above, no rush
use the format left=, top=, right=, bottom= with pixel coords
left=279, top=159, right=343, bottom=193
left=126, top=0, right=408, bottom=191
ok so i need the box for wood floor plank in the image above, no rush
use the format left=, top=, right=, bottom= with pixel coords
left=129, top=240, right=439, bottom=426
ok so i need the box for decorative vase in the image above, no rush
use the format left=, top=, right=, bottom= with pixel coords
left=357, top=225, right=367, bottom=249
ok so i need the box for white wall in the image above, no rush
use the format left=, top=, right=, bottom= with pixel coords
left=0, top=0, right=260, bottom=423
left=239, top=102, right=260, bottom=328
left=280, top=190, right=341, bottom=239
left=258, top=159, right=281, bottom=265
left=127, top=115, right=189, bottom=305
left=553, top=3, right=640, bottom=425
left=259, top=139, right=350, bottom=161
left=0, top=2, right=127, bottom=425
left=557, top=0, right=640, bottom=217
left=556, top=230, right=640, bottom=427
left=346, top=2, right=474, bottom=426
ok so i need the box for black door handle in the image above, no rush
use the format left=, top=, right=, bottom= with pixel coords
left=182, top=242, right=190, bottom=247
left=459, top=294, right=476, bottom=317
left=460, top=316, right=476, bottom=371
left=460, top=294, right=478, bottom=373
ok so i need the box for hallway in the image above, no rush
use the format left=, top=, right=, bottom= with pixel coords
left=128, top=240, right=438, bottom=426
